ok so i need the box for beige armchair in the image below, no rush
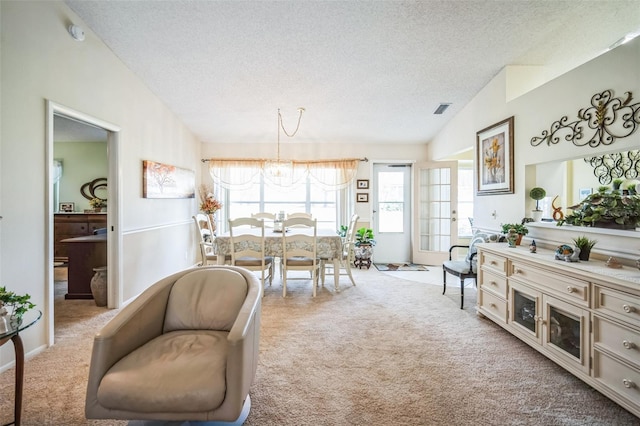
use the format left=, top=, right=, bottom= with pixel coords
left=85, top=266, right=262, bottom=423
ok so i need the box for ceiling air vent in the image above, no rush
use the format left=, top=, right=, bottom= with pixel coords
left=433, top=103, right=451, bottom=115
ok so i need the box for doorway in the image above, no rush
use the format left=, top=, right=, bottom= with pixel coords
left=46, top=101, right=121, bottom=346
left=371, top=162, right=412, bottom=263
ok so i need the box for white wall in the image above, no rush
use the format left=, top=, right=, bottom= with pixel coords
left=0, top=1, right=202, bottom=368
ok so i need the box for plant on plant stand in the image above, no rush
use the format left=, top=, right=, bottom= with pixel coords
left=354, top=227, right=376, bottom=269
left=572, top=236, right=597, bottom=261
left=501, top=222, right=529, bottom=245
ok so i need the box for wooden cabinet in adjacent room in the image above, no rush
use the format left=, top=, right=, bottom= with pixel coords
left=54, top=213, right=107, bottom=261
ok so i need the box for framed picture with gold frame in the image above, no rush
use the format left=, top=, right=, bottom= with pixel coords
left=476, top=116, right=514, bottom=195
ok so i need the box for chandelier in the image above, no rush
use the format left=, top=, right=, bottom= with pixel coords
left=264, top=107, right=305, bottom=185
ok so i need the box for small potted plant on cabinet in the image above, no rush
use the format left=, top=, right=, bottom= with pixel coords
left=572, top=236, right=597, bottom=261
left=354, top=227, right=376, bottom=269
left=529, top=187, right=546, bottom=221
left=501, top=223, right=529, bottom=246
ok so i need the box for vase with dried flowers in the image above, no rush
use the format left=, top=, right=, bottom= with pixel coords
left=199, top=185, right=222, bottom=234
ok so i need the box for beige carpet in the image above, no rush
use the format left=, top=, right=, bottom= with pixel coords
left=0, top=267, right=637, bottom=425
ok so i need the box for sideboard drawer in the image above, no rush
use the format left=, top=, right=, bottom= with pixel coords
left=593, top=349, right=640, bottom=407
left=478, top=289, right=507, bottom=324
left=510, top=260, right=588, bottom=307
left=479, top=269, right=507, bottom=299
left=593, top=316, right=640, bottom=367
left=594, top=286, right=640, bottom=329
left=479, top=251, right=507, bottom=275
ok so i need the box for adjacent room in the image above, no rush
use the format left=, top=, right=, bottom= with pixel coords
left=1, top=1, right=639, bottom=425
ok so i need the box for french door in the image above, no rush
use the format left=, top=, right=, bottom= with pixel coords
left=412, top=161, right=458, bottom=265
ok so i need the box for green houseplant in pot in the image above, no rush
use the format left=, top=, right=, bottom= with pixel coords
left=0, top=286, right=35, bottom=329
left=530, top=187, right=546, bottom=221
left=558, top=192, right=640, bottom=230
left=354, top=227, right=376, bottom=269
left=501, top=223, right=529, bottom=245
left=572, top=236, right=597, bottom=261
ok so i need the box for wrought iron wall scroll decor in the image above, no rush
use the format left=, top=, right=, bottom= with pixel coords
left=530, top=90, right=640, bottom=148
left=584, top=150, right=640, bottom=185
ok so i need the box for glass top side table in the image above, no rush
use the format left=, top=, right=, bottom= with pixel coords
left=0, top=310, right=42, bottom=426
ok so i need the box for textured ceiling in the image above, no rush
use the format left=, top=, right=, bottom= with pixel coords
left=64, top=0, right=640, bottom=145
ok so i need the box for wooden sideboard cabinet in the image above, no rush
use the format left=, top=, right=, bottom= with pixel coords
left=477, top=243, right=640, bottom=418
left=54, top=213, right=107, bottom=261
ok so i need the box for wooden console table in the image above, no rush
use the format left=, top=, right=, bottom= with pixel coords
left=477, top=243, right=640, bottom=418
left=61, top=234, right=107, bottom=299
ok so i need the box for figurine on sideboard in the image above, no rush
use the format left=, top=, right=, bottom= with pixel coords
left=555, top=244, right=580, bottom=262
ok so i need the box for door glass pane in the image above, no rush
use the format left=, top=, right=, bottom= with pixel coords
left=549, top=307, right=581, bottom=359
left=378, top=171, right=404, bottom=233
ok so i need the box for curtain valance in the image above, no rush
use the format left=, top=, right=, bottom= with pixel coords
left=205, top=158, right=361, bottom=190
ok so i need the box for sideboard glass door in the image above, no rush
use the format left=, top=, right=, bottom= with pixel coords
left=542, top=295, right=590, bottom=374
left=509, top=281, right=541, bottom=343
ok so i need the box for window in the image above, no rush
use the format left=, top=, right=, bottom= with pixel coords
left=223, top=174, right=339, bottom=231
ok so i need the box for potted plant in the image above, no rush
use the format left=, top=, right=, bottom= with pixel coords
left=572, top=236, right=597, bottom=261
left=337, top=225, right=348, bottom=238
left=0, top=286, right=35, bottom=322
left=354, top=227, right=376, bottom=269
left=500, top=223, right=529, bottom=245
left=557, top=191, right=640, bottom=230
left=529, top=187, right=546, bottom=221
left=612, top=178, right=624, bottom=191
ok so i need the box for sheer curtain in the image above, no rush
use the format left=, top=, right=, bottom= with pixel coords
left=207, top=158, right=360, bottom=190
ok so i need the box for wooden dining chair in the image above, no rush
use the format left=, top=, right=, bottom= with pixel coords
left=251, top=212, right=276, bottom=228
left=229, top=217, right=274, bottom=289
left=281, top=217, right=320, bottom=297
left=321, top=213, right=358, bottom=287
left=193, top=214, right=217, bottom=266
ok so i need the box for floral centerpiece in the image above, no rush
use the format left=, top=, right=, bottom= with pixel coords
left=89, top=197, right=106, bottom=211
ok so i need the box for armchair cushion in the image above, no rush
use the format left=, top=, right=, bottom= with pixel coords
left=97, top=330, right=228, bottom=412
left=164, top=269, right=248, bottom=332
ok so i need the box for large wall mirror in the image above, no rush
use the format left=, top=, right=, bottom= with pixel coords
left=529, top=149, right=640, bottom=219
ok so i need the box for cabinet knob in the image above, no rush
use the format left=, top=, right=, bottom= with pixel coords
left=489, top=303, right=496, bottom=309
left=490, top=281, right=497, bottom=286
left=566, top=286, right=576, bottom=293
left=622, top=340, right=636, bottom=350
left=490, top=261, right=497, bottom=265
left=622, top=378, right=636, bottom=389
left=534, top=315, right=544, bottom=324
left=622, top=304, right=636, bottom=314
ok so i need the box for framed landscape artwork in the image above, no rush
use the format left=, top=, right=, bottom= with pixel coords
left=356, top=193, right=369, bottom=202
left=142, top=160, right=195, bottom=199
left=476, top=116, right=514, bottom=195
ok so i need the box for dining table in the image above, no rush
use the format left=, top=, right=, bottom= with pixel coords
left=213, top=228, right=344, bottom=292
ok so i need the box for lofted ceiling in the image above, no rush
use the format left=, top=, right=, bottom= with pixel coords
left=64, top=0, right=640, bottom=146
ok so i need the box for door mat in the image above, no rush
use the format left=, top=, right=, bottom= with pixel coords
left=374, top=263, right=429, bottom=272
